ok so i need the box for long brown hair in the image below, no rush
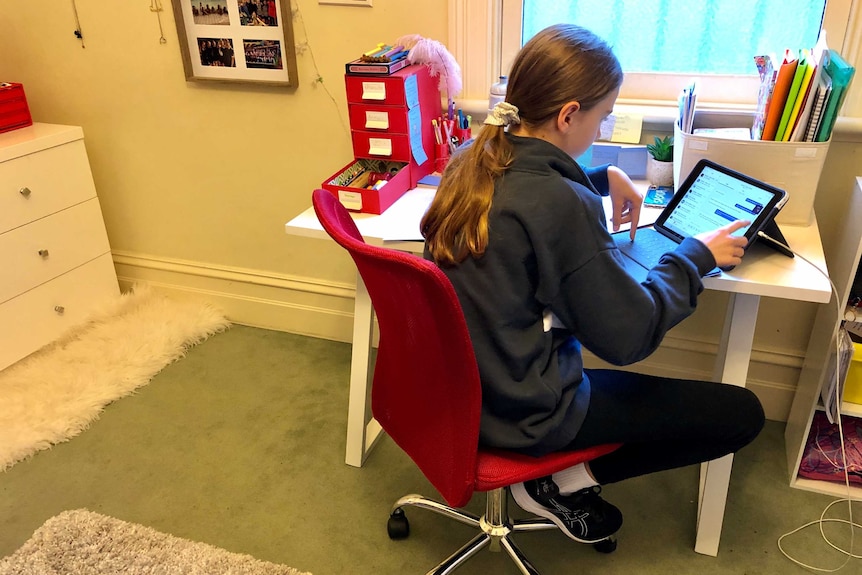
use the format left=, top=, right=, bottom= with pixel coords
left=421, top=24, right=623, bottom=266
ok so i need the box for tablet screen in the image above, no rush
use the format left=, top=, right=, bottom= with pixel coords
left=655, top=160, right=786, bottom=243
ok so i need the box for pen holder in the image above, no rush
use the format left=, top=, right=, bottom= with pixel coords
left=455, top=127, right=472, bottom=145
left=435, top=142, right=450, bottom=173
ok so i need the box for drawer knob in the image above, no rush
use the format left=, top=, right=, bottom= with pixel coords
left=19, top=187, right=31, bottom=198
left=54, top=305, right=65, bottom=315
left=38, top=249, right=49, bottom=258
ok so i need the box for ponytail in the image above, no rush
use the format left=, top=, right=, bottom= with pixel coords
left=422, top=24, right=621, bottom=267
left=421, top=122, right=514, bottom=266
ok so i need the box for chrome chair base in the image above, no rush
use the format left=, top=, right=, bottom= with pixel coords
left=388, top=487, right=605, bottom=575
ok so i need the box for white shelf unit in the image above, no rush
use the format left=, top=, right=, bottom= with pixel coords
left=785, top=177, right=862, bottom=499
left=0, top=123, right=119, bottom=371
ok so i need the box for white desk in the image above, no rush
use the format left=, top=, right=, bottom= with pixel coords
left=285, top=185, right=831, bottom=557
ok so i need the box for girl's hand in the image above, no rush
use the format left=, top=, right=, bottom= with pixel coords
left=694, top=220, right=750, bottom=269
left=607, top=166, right=644, bottom=240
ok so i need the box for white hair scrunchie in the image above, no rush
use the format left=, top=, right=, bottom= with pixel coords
left=484, top=102, right=521, bottom=127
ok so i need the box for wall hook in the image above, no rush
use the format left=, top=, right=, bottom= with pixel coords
left=150, top=0, right=167, bottom=44
left=71, top=0, right=85, bottom=47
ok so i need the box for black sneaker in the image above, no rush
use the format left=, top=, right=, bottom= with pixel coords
left=510, top=476, right=622, bottom=543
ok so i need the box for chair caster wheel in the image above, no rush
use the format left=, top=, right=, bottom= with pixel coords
left=387, top=508, right=410, bottom=539
left=593, top=536, right=617, bottom=554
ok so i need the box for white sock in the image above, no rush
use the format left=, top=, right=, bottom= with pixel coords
left=552, top=463, right=598, bottom=495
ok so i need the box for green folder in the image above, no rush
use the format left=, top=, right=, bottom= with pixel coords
left=775, top=50, right=809, bottom=141
left=815, top=49, right=855, bottom=142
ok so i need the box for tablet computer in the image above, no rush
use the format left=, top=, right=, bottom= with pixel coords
left=653, top=159, right=788, bottom=247
left=612, top=159, right=788, bottom=279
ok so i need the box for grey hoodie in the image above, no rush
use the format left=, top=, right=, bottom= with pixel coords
left=428, top=134, right=716, bottom=455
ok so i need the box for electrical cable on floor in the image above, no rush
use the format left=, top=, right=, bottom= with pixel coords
left=760, top=231, right=861, bottom=571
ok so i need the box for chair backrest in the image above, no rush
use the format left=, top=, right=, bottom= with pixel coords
left=312, top=189, right=482, bottom=507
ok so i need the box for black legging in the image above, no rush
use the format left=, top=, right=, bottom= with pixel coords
left=561, top=369, right=765, bottom=485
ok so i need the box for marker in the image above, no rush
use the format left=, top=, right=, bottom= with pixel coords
left=363, top=43, right=386, bottom=56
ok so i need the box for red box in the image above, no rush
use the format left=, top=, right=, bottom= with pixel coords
left=344, top=58, right=410, bottom=76
left=0, top=83, right=33, bottom=134
left=321, top=158, right=412, bottom=215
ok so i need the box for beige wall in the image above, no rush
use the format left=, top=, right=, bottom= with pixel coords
left=0, top=0, right=446, bottom=280
left=1, top=1, right=861, bottom=420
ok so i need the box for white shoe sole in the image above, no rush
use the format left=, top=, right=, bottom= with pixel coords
left=510, top=482, right=602, bottom=544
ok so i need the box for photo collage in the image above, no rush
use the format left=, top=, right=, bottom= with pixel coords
left=175, top=0, right=296, bottom=85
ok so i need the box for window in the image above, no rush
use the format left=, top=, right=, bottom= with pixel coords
left=520, top=0, right=827, bottom=75
left=451, top=0, right=854, bottom=107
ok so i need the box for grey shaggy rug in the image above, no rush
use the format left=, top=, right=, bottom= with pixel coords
left=0, top=510, right=311, bottom=575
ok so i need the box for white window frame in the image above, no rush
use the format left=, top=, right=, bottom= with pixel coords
left=450, top=0, right=857, bottom=112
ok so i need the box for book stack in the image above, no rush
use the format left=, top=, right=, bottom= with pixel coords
left=345, top=43, right=410, bottom=75
left=752, top=38, right=855, bottom=142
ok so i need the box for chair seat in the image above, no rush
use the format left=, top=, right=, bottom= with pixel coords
left=475, top=444, right=621, bottom=492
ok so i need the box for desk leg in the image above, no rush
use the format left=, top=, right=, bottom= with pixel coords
left=345, top=272, right=385, bottom=468
left=695, top=293, right=760, bottom=556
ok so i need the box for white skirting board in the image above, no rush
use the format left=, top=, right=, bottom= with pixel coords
left=113, top=250, right=806, bottom=422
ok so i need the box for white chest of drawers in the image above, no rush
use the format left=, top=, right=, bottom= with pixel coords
left=0, top=123, right=119, bottom=371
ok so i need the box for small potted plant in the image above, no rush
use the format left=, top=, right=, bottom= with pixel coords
left=646, top=135, right=674, bottom=187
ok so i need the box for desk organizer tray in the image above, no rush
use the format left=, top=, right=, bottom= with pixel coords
left=0, top=83, right=33, bottom=134
left=322, top=158, right=411, bottom=215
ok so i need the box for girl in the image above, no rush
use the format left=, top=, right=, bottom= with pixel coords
left=420, top=24, right=764, bottom=544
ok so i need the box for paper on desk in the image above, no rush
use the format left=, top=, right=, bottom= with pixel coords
left=378, top=188, right=658, bottom=241
left=380, top=187, right=435, bottom=241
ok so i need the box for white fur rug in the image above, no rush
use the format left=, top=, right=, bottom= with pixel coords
left=0, top=509, right=310, bottom=575
left=0, top=286, right=230, bottom=472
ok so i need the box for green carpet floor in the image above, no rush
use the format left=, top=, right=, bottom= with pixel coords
left=0, top=325, right=858, bottom=574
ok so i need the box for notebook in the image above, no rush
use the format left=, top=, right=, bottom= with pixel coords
left=612, top=159, right=788, bottom=282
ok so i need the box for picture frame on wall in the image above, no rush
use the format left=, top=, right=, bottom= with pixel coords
left=172, top=0, right=298, bottom=87
left=318, top=0, right=372, bottom=5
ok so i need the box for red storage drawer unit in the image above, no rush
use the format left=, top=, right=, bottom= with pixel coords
left=0, top=83, right=33, bottom=134
left=322, top=64, right=441, bottom=214
left=338, top=64, right=441, bottom=212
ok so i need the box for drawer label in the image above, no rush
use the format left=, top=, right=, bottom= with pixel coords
left=338, top=190, right=362, bottom=211
left=365, top=111, right=389, bottom=130
left=368, top=138, right=393, bottom=156
left=361, top=82, right=386, bottom=101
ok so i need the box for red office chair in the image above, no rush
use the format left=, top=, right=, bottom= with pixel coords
left=312, top=189, right=621, bottom=574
